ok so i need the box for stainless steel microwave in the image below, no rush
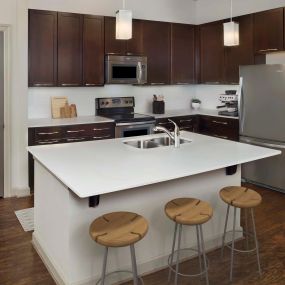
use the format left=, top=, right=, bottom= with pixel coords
left=105, top=55, right=147, bottom=85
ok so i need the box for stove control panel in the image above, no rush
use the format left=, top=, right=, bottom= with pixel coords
left=96, top=97, right=135, bottom=109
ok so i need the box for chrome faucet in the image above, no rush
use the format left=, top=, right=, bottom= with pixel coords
left=153, top=119, right=180, bottom=148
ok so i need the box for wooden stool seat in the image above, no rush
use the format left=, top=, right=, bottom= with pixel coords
left=89, top=212, right=148, bottom=248
left=219, top=186, right=262, bottom=208
left=165, top=198, right=213, bottom=225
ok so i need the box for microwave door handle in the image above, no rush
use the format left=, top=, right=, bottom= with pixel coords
left=137, top=62, right=143, bottom=83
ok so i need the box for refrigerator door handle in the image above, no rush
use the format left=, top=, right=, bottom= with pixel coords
left=238, top=77, right=245, bottom=134
left=240, top=137, right=285, bottom=149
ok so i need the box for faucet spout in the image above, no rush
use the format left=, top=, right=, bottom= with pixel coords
left=153, top=119, right=180, bottom=148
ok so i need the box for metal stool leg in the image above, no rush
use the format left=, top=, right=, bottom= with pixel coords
left=130, top=244, right=139, bottom=285
left=199, top=224, right=209, bottom=285
left=244, top=208, right=249, bottom=251
left=251, top=208, right=262, bottom=276
left=196, top=225, right=203, bottom=280
left=230, top=207, right=237, bottom=282
left=168, top=223, right=178, bottom=282
left=174, top=224, right=183, bottom=285
left=101, top=247, right=108, bottom=285
left=221, top=204, right=230, bottom=258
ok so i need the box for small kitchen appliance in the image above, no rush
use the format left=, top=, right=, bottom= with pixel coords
left=96, top=97, right=155, bottom=138
left=217, top=92, right=238, bottom=117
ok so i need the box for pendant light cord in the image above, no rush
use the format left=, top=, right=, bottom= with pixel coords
left=230, top=0, right=233, bottom=22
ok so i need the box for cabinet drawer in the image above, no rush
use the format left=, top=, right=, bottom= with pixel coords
left=64, top=124, right=92, bottom=138
left=35, top=138, right=66, bottom=145
left=173, top=116, right=198, bottom=132
left=88, top=123, right=115, bottom=140
left=34, top=127, right=64, bottom=141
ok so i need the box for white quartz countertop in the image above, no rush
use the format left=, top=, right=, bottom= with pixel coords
left=144, top=108, right=239, bottom=120
left=28, top=132, right=279, bottom=198
left=28, top=108, right=238, bottom=128
left=28, top=116, right=114, bottom=128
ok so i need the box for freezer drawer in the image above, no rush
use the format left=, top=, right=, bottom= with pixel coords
left=240, top=137, right=285, bottom=192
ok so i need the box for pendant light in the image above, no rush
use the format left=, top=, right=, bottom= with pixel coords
left=116, top=0, right=132, bottom=40
left=223, top=0, right=239, bottom=46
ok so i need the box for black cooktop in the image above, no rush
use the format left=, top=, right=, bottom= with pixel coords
left=103, top=113, right=155, bottom=123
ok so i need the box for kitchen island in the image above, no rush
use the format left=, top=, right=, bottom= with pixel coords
left=28, top=132, right=280, bottom=285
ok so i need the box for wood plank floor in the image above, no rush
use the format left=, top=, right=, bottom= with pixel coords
left=0, top=184, right=285, bottom=284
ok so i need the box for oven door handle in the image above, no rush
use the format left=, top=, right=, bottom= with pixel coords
left=116, top=121, right=156, bottom=127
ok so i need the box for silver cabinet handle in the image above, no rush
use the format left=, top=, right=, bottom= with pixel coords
left=214, top=134, right=228, bottom=139
left=176, top=82, right=189, bottom=85
left=179, top=119, right=192, bottom=123
left=212, top=120, right=228, bottom=125
left=33, top=83, right=54, bottom=87
left=150, top=83, right=165, bottom=85
left=85, top=83, right=97, bottom=86
left=93, top=135, right=111, bottom=139
left=37, top=140, right=59, bottom=144
left=66, top=138, right=85, bottom=142
left=158, top=122, right=170, bottom=125
left=61, top=83, right=80, bottom=86
left=93, top=127, right=110, bottom=131
left=258, top=48, right=278, bottom=52
left=37, top=131, right=59, bottom=135
left=66, top=130, right=85, bottom=133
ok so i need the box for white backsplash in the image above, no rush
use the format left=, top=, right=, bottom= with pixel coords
left=28, top=85, right=197, bottom=119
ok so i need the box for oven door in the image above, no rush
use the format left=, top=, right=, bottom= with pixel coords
left=115, top=122, right=155, bottom=138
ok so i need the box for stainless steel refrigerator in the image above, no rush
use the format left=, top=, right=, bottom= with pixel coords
left=239, top=64, right=285, bottom=192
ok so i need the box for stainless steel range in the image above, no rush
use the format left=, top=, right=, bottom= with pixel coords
left=95, top=97, right=156, bottom=138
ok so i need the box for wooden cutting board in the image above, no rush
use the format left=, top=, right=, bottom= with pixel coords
left=51, top=96, right=68, bottom=119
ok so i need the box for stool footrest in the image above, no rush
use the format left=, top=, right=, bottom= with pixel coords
left=168, top=247, right=209, bottom=278
left=96, top=270, right=144, bottom=285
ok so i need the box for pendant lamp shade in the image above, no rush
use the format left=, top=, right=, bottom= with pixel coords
left=223, top=21, right=239, bottom=46
left=116, top=9, right=132, bottom=40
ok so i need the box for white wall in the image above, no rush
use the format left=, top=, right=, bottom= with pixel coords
left=196, top=0, right=285, bottom=24
left=0, top=0, right=29, bottom=196
left=27, top=0, right=197, bottom=24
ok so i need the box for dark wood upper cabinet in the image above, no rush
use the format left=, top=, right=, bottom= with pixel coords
left=58, top=13, right=83, bottom=86
left=28, top=10, right=57, bottom=87
left=104, top=17, right=143, bottom=55
left=104, top=17, right=126, bottom=55
left=171, top=23, right=196, bottom=84
left=143, top=20, right=171, bottom=85
left=126, top=19, right=143, bottom=55
left=224, top=14, right=254, bottom=84
left=254, top=8, right=284, bottom=53
left=199, top=21, right=224, bottom=84
left=83, top=15, right=104, bottom=86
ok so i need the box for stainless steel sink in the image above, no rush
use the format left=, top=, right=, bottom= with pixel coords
left=123, top=136, right=192, bottom=149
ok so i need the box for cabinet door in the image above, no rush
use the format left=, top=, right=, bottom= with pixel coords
left=83, top=15, right=104, bottom=86
left=58, top=13, right=83, bottom=86
left=171, top=23, right=196, bottom=84
left=200, top=21, right=224, bottom=84
left=28, top=10, right=57, bottom=87
left=126, top=19, right=143, bottom=55
left=104, top=17, right=126, bottom=55
left=143, top=21, right=171, bottom=85
left=225, top=15, right=254, bottom=84
left=254, top=8, right=284, bottom=53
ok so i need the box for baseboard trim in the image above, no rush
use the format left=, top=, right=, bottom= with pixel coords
left=15, top=186, right=31, bottom=197
left=32, top=233, right=68, bottom=285
left=32, top=229, right=243, bottom=285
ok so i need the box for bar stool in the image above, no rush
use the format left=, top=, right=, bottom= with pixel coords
left=220, top=186, right=262, bottom=282
left=89, top=211, right=148, bottom=285
left=165, top=198, right=213, bottom=285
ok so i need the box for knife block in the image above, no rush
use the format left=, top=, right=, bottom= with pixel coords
left=153, top=101, right=165, bottom=114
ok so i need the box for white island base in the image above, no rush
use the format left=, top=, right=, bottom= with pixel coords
left=33, top=160, right=242, bottom=285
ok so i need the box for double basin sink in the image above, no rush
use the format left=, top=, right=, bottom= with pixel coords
left=123, top=136, right=192, bottom=149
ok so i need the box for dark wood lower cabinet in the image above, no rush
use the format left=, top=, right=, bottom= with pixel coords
left=28, top=123, right=115, bottom=191
left=156, top=115, right=239, bottom=141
